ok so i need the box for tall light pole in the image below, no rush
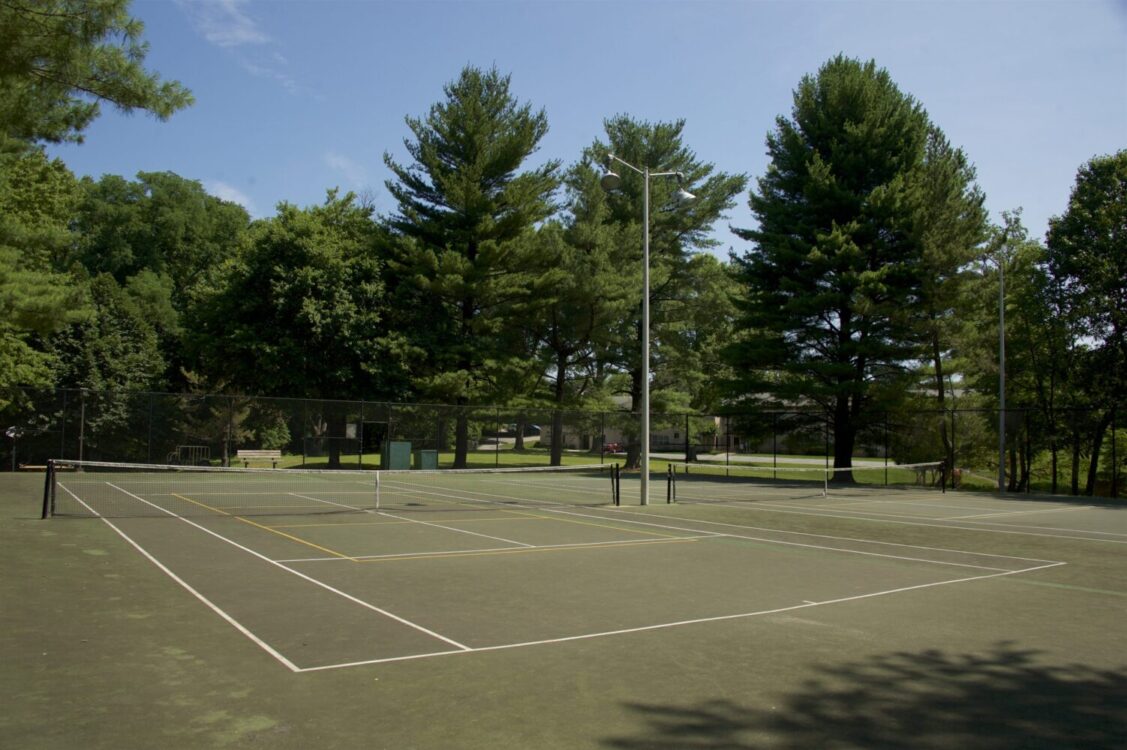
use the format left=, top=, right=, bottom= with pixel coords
left=600, top=153, right=695, bottom=505
left=997, top=254, right=1006, bottom=494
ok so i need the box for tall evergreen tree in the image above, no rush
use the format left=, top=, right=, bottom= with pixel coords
left=0, top=0, right=192, bottom=145
left=728, top=56, right=934, bottom=480
left=568, top=116, right=746, bottom=467
left=912, top=127, right=988, bottom=473
left=518, top=221, right=632, bottom=464
left=382, top=66, right=560, bottom=468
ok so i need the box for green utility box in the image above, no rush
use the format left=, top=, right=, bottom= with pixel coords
left=414, top=450, right=438, bottom=470
left=381, top=441, right=411, bottom=470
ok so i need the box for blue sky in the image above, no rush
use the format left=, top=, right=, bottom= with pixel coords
left=47, top=0, right=1127, bottom=255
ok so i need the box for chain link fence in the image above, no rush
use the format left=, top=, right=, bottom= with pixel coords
left=2, top=387, right=1120, bottom=498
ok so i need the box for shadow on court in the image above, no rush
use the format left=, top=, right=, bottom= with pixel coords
left=603, top=642, right=1127, bottom=749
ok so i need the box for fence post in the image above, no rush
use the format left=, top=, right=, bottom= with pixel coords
left=725, top=430, right=731, bottom=476
left=725, top=415, right=734, bottom=469
left=951, top=407, right=958, bottom=490
left=772, top=412, right=778, bottom=481
left=78, top=390, right=86, bottom=463
left=147, top=392, right=154, bottom=464
left=388, top=402, right=395, bottom=469
left=824, top=412, right=830, bottom=473
left=882, top=413, right=889, bottom=486
left=59, top=389, right=68, bottom=460
left=1112, top=405, right=1119, bottom=499
left=684, top=414, right=690, bottom=462
left=226, top=395, right=235, bottom=467
left=600, top=412, right=606, bottom=464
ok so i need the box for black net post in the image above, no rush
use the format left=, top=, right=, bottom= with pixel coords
left=40, top=460, right=54, bottom=519
left=613, top=464, right=620, bottom=506
left=667, top=463, right=675, bottom=503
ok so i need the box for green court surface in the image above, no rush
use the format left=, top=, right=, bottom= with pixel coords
left=2, top=470, right=1125, bottom=748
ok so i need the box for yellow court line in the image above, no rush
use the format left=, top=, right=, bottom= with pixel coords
left=171, top=493, right=355, bottom=561
left=273, top=514, right=607, bottom=530
left=356, top=536, right=698, bottom=564
left=270, top=516, right=516, bottom=529
left=275, top=508, right=683, bottom=541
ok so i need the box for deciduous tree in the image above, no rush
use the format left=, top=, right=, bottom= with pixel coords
left=189, top=192, right=399, bottom=467
left=1046, top=151, right=1127, bottom=494
left=0, top=146, right=87, bottom=406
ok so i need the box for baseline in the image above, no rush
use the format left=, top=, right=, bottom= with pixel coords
left=59, top=481, right=476, bottom=668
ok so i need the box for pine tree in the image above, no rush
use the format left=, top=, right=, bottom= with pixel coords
left=568, top=116, right=745, bottom=467
left=383, top=66, right=559, bottom=468
left=0, top=0, right=192, bottom=145
left=728, top=56, right=935, bottom=480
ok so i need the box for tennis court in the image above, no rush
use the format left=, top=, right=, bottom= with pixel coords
left=4, top=463, right=1126, bottom=748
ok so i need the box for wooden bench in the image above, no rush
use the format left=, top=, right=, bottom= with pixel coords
left=236, top=449, right=281, bottom=468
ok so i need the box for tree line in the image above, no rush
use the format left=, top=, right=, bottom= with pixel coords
left=1, top=1, right=1123, bottom=490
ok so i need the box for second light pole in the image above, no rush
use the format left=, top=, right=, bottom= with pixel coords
left=600, top=153, right=695, bottom=505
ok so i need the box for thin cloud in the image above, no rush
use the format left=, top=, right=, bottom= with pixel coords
left=242, top=60, right=300, bottom=94
left=325, top=152, right=369, bottom=188
left=205, top=180, right=257, bottom=215
left=177, top=1, right=302, bottom=94
left=176, top=0, right=271, bottom=47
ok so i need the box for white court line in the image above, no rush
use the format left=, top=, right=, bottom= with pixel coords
left=689, top=498, right=1127, bottom=543
left=816, top=497, right=1001, bottom=513
left=56, top=481, right=301, bottom=672
left=288, top=492, right=377, bottom=513
left=943, top=505, right=1099, bottom=520
left=98, top=482, right=473, bottom=656
left=56, top=478, right=1075, bottom=674
left=290, top=488, right=538, bottom=548
left=601, top=509, right=1060, bottom=566
left=297, top=560, right=1066, bottom=672
left=378, top=478, right=612, bottom=510
left=372, top=509, right=535, bottom=548
left=540, top=506, right=1058, bottom=569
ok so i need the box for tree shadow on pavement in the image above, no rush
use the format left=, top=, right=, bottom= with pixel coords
left=604, top=642, right=1127, bottom=749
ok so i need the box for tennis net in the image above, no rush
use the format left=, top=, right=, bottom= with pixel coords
left=42, top=459, right=619, bottom=519
left=666, top=460, right=946, bottom=504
